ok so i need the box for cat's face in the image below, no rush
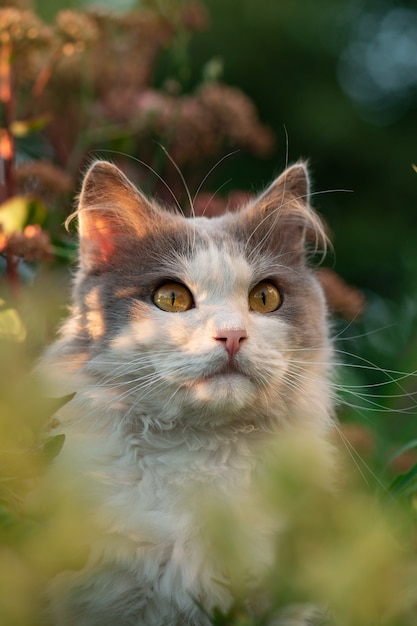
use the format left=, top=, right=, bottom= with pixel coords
left=60, top=161, right=332, bottom=431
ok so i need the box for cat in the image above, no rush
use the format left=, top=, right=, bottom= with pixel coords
left=41, top=159, right=336, bottom=626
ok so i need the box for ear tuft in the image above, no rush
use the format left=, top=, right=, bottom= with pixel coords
left=246, top=162, right=327, bottom=260
left=78, top=160, right=144, bottom=218
left=76, top=161, right=153, bottom=271
left=272, top=161, right=310, bottom=202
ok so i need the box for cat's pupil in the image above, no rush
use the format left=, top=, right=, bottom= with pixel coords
left=248, top=281, right=281, bottom=313
left=170, top=292, right=176, bottom=306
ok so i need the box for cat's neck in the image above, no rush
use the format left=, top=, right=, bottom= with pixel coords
left=57, top=363, right=333, bottom=442
left=58, top=389, right=331, bottom=473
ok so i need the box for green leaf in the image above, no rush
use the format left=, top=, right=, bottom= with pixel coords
left=42, top=434, right=65, bottom=463
left=0, top=505, right=37, bottom=542
left=0, top=307, right=26, bottom=342
left=10, top=116, right=50, bottom=138
left=26, top=197, right=47, bottom=226
left=51, top=243, right=77, bottom=261
left=44, top=393, right=76, bottom=420
left=0, top=505, right=19, bottom=531
left=0, top=196, right=47, bottom=234
left=389, top=439, right=417, bottom=464
left=0, top=196, right=32, bottom=234
left=390, top=463, right=417, bottom=497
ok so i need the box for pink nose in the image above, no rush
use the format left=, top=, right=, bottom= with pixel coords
left=214, top=329, right=248, bottom=358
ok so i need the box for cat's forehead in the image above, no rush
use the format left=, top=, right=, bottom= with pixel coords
left=182, top=238, right=252, bottom=294
left=179, top=211, right=257, bottom=255
left=156, top=212, right=286, bottom=287
left=180, top=213, right=261, bottom=264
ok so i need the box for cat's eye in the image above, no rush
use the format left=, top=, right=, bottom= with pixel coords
left=249, top=281, right=282, bottom=313
left=153, top=282, right=194, bottom=313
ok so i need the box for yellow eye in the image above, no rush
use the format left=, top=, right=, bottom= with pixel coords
left=153, top=282, right=193, bottom=312
left=249, top=281, right=282, bottom=313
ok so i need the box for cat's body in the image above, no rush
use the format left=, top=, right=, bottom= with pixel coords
left=42, top=161, right=335, bottom=625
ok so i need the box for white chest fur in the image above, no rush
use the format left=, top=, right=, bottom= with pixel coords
left=49, top=402, right=274, bottom=626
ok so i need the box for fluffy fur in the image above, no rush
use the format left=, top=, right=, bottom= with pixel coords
left=42, top=161, right=335, bottom=625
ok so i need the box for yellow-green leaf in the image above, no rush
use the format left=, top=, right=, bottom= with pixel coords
left=10, top=116, right=50, bottom=138
left=0, top=196, right=32, bottom=234
left=0, top=308, right=27, bottom=342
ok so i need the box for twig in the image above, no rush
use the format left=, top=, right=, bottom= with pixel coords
left=0, top=38, right=19, bottom=296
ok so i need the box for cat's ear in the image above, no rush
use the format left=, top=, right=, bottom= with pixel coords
left=249, top=162, right=327, bottom=257
left=270, top=161, right=310, bottom=203
left=75, top=161, right=155, bottom=270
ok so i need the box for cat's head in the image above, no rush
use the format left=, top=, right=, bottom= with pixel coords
left=49, top=160, right=333, bottom=433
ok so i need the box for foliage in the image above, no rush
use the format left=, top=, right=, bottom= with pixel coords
left=188, top=0, right=417, bottom=299
left=0, top=0, right=275, bottom=298
left=198, top=435, right=417, bottom=626
left=0, top=0, right=416, bottom=624
left=0, top=287, right=95, bottom=626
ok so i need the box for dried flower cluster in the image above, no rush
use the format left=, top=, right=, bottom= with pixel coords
left=16, top=161, right=73, bottom=200
left=24, top=3, right=212, bottom=167
left=89, top=10, right=173, bottom=114
left=0, top=7, right=52, bottom=48
left=0, top=0, right=31, bottom=8
left=0, top=7, right=53, bottom=86
left=134, top=84, right=274, bottom=166
left=0, top=0, right=220, bottom=283
left=177, top=0, right=208, bottom=30
left=197, top=84, right=274, bottom=156
left=55, top=10, right=99, bottom=49
left=0, top=0, right=361, bottom=326
left=0, top=224, right=54, bottom=263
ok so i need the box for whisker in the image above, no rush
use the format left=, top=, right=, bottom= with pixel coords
left=192, top=150, right=240, bottom=207
left=334, top=424, right=394, bottom=496
left=332, top=324, right=397, bottom=342
left=285, top=366, right=417, bottom=414
left=93, top=148, right=183, bottom=214
left=198, top=179, right=233, bottom=217
left=283, top=125, right=289, bottom=171
left=156, top=142, right=195, bottom=217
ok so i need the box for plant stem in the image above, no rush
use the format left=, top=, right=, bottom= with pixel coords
left=0, top=39, right=15, bottom=200
left=0, top=38, right=19, bottom=296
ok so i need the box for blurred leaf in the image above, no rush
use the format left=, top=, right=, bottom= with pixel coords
left=0, top=506, right=18, bottom=532
left=10, top=116, right=50, bottom=138
left=389, top=440, right=417, bottom=464
left=44, top=393, right=76, bottom=421
left=42, top=434, right=65, bottom=464
left=390, top=464, right=417, bottom=497
left=15, top=131, right=54, bottom=161
left=0, top=196, right=32, bottom=234
left=83, top=0, right=136, bottom=11
left=51, top=241, right=77, bottom=262
left=26, top=198, right=47, bottom=226
left=0, top=308, right=26, bottom=342
left=0, top=196, right=47, bottom=235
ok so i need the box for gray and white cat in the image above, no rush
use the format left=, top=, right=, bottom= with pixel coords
left=42, top=160, right=335, bottom=625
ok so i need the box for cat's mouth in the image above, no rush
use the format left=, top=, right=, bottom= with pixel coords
left=202, top=362, right=248, bottom=381
left=186, top=360, right=258, bottom=411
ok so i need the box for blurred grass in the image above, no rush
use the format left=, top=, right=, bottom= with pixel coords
left=195, top=434, right=417, bottom=625
left=0, top=0, right=417, bottom=622
left=0, top=273, right=415, bottom=625
left=0, top=270, right=95, bottom=626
